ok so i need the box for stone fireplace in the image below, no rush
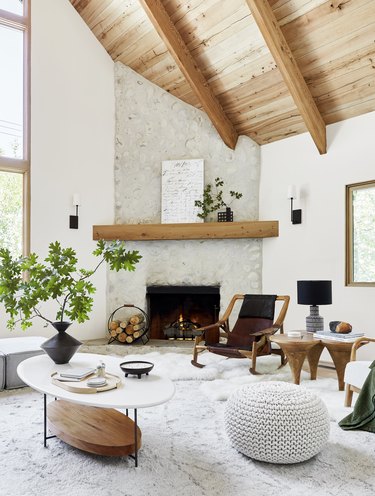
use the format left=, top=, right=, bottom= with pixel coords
left=146, top=285, right=220, bottom=340
left=107, top=64, right=262, bottom=330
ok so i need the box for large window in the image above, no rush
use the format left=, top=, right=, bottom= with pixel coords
left=0, top=0, right=29, bottom=256
left=346, top=180, right=375, bottom=286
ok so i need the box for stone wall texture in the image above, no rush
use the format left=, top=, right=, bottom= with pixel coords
left=109, top=62, right=262, bottom=317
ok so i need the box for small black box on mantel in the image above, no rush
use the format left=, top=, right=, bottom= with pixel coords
left=217, top=207, right=233, bottom=222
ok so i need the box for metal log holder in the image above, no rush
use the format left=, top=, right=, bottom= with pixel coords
left=107, top=304, right=149, bottom=345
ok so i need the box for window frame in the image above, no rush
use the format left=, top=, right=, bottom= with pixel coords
left=345, top=179, right=375, bottom=287
left=0, top=1, right=30, bottom=255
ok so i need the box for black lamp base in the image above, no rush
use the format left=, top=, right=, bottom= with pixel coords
left=306, top=305, right=324, bottom=332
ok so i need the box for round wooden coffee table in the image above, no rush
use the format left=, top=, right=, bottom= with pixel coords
left=269, top=332, right=365, bottom=390
left=17, top=353, right=175, bottom=466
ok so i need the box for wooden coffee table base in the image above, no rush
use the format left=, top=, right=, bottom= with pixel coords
left=47, top=400, right=142, bottom=457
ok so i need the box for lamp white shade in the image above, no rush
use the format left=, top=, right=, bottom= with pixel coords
left=287, top=185, right=297, bottom=199
left=72, top=193, right=81, bottom=206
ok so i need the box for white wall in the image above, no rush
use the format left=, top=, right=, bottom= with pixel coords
left=260, top=111, right=375, bottom=360
left=0, top=0, right=115, bottom=340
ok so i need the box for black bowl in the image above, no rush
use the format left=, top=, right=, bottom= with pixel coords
left=119, top=360, right=154, bottom=379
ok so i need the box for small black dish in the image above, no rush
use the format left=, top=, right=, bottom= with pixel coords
left=119, top=361, right=154, bottom=379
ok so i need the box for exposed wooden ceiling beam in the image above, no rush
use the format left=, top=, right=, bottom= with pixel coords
left=138, top=0, right=238, bottom=150
left=245, top=0, right=327, bottom=154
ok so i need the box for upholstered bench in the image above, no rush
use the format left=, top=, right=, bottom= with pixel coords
left=224, top=381, right=330, bottom=464
left=0, top=336, right=45, bottom=390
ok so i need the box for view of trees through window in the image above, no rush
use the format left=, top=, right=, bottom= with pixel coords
left=0, top=171, right=22, bottom=256
left=351, top=183, right=375, bottom=284
left=0, top=0, right=27, bottom=256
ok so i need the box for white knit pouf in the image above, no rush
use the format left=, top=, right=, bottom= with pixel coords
left=224, top=382, right=330, bottom=464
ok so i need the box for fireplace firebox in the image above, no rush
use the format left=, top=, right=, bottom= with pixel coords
left=146, top=286, right=220, bottom=340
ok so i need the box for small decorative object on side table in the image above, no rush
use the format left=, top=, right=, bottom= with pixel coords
left=329, top=321, right=352, bottom=333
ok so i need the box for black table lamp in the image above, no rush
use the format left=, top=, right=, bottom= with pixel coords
left=297, top=280, right=332, bottom=332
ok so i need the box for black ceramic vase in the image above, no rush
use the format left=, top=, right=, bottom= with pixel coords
left=41, top=321, right=82, bottom=364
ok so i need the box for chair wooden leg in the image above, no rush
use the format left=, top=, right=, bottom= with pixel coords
left=249, top=345, right=258, bottom=375
left=345, top=385, right=354, bottom=407
left=191, top=358, right=205, bottom=368
left=191, top=341, right=206, bottom=368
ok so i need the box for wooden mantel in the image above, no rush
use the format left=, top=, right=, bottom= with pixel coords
left=93, top=221, right=278, bottom=241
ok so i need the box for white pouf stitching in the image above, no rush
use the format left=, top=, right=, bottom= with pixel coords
left=224, top=382, right=330, bottom=464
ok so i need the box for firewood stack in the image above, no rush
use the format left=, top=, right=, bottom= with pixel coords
left=108, top=313, right=146, bottom=344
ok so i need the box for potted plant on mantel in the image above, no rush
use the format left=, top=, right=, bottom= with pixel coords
left=194, top=177, right=243, bottom=222
left=0, top=240, right=141, bottom=364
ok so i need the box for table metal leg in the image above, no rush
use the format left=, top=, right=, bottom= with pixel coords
left=134, top=408, right=138, bottom=467
left=128, top=408, right=138, bottom=467
left=43, top=394, right=56, bottom=447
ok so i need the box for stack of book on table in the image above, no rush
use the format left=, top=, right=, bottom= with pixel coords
left=313, top=331, right=364, bottom=342
left=54, top=368, right=96, bottom=382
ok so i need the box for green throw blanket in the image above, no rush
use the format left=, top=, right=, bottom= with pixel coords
left=339, top=360, right=375, bottom=433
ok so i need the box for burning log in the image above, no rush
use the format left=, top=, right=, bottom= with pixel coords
left=163, top=316, right=200, bottom=340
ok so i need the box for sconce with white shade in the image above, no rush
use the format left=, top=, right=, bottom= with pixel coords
left=287, top=185, right=302, bottom=224
left=69, top=193, right=81, bottom=229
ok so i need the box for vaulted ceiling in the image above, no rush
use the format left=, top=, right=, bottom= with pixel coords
left=70, top=0, right=375, bottom=154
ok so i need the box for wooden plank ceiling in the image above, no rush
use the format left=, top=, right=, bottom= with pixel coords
left=70, top=0, right=375, bottom=152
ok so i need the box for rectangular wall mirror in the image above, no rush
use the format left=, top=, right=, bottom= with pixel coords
left=346, top=180, right=375, bottom=286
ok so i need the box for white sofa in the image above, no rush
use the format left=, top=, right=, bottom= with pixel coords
left=0, top=336, right=45, bottom=390
left=344, top=337, right=374, bottom=407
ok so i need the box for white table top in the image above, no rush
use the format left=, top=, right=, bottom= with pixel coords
left=17, top=353, right=175, bottom=409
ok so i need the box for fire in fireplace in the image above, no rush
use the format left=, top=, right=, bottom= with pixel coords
left=146, top=286, right=220, bottom=340
left=164, top=314, right=200, bottom=340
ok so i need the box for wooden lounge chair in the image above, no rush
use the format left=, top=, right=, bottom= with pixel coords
left=191, top=294, right=290, bottom=374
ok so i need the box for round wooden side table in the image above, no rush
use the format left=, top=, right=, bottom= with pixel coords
left=270, top=332, right=324, bottom=386
left=270, top=332, right=367, bottom=390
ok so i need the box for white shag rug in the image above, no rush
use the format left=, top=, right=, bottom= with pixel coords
left=1, top=351, right=375, bottom=496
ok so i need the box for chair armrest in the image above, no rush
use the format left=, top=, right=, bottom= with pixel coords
left=193, top=321, right=224, bottom=337
left=252, top=326, right=280, bottom=337
left=350, top=337, right=375, bottom=361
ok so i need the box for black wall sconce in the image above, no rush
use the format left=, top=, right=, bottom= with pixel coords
left=287, top=185, right=302, bottom=224
left=69, top=193, right=80, bottom=229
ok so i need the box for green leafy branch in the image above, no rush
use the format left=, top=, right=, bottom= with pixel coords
left=194, top=177, right=243, bottom=220
left=0, top=240, right=141, bottom=330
